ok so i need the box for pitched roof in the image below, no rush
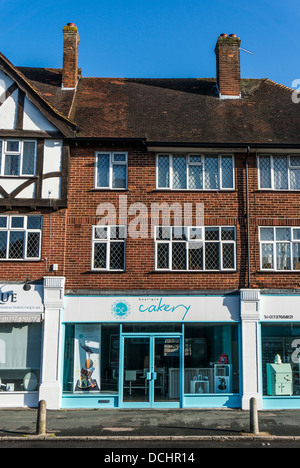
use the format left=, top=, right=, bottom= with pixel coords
left=17, top=66, right=76, bottom=120
left=15, top=67, right=300, bottom=146
left=0, top=56, right=77, bottom=137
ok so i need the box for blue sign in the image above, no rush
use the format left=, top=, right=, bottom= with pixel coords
left=138, top=297, right=191, bottom=320
left=111, top=300, right=131, bottom=319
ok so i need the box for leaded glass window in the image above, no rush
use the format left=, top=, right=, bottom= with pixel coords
left=258, top=154, right=300, bottom=190
left=156, top=154, right=234, bottom=190
left=92, top=225, right=126, bottom=270
left=0, top=215, right=42, bottom=260
left=260, top=227, right=300, bottom=270
left=155, top=226, right=236, bottom=271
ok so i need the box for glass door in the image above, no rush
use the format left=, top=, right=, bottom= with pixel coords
left=153, top=337, right=180, bottom=404
left=122, top=337, right=151, bottom=404
left=122, top=335, right=181, bottom=407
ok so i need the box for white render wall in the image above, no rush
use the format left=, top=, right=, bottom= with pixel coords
left=0, top=71, right=17, bottom=129
left=0, top=70, right=57, bottom=132
left=23, top=98, right=57, bottom=132
left=0, top=69, right=63, bottom=200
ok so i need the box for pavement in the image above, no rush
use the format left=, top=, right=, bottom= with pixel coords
left=1, top=408, right=300, bottom=440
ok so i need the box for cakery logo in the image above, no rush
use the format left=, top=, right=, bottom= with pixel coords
left=111, top=300, right=131, bottom=319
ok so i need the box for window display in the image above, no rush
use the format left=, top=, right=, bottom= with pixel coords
left=184, top=323, right=239, bottom=394
left=63, top=324, right=120, bottom=393
left=63, top=322, right=240, bottom=399
left=74, top=324, right=101, bottom=391
left=0, top=323, right=41, bottom=392
left=262, top=324, right=300, bottom=396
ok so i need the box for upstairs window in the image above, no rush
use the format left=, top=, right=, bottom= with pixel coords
left=260, top=227, right=300, bottom=271
left=92, top=225, right=126, bottom=271
left=0, top=140, right=36, bottom=176
left=0, top=215, right=42, bottom=260
left=258, top=154, right=300, bottom=190
left=155, top=226, right=236, bottom=271
left=156, top=154, right=234, bottom=190
left=95, top=152, right=128, bottom=189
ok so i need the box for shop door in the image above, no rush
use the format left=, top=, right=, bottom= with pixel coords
left=122, top=335, right=181, bottom=408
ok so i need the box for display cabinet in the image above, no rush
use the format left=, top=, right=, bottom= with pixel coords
left=214, top=364, right=231, bottom=393
left=190, top=379, right=209, bottom=394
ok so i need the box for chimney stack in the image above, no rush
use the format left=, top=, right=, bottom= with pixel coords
left=215, top=33, right=241, bottom=99
left=62, top=23, right=79, bottom=89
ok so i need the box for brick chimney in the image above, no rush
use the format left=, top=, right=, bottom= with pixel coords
left=215, top=33, right=241, bottom=99
left=62, top=23, right=79, bottom=89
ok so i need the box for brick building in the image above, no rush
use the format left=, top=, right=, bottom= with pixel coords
left=0, top=24, right=299, bottom=410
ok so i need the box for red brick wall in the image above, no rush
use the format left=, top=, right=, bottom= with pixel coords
left=64, top=143, right=248, bottom=291
left=3, top=146, right=299, bottom=292
left=215, top=35, right=241, bottom=97
left=62, top=24, right=79, bottom=89
left=0, top=209, right=67, bottom=282
left=247, top=153, right=300, bottom=290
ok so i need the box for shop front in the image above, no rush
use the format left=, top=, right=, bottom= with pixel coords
left=0, top=282, right=44, bottom=408
left=260, top=293, right=300, bottom=409
left=61, top=294, right=241, bottom=409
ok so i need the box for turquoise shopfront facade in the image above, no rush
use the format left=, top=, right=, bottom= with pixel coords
left=260, top=293, right=300, bottom=410
left=61, top=293, right=242, bottom=409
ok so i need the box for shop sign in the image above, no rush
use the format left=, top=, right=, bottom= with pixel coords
left=0, top=292, right=17, bottom=303
left=261, top=295, right=300, bottom=322
left=0, top=284, right=43, bottom=312
left=138, top=297, right=191, bottom=318
left=64, top=294, right=240, bottom=323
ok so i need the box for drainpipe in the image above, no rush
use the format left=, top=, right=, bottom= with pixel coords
left=245, top=146, right=251, bottom=288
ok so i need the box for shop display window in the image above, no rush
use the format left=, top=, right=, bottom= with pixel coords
left=0, top=323, right=41, bottom=392
left=262, top=324, right=300, bottom=396
left=63, top=324, right=120, bottom=394
left=184, top=323, right=239, bottom=394
left=63, top=322, right=240, bottom=398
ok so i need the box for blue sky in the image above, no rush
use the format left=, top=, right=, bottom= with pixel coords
left=0, top=0, right=298, bottom=88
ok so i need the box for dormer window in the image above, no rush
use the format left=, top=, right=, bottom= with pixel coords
left=0, top=140, right=36, bottom=176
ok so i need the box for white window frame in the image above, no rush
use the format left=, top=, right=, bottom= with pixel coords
left=0, top=139, right=37, bottom=177
left=156, top=153, right=235, bottom=190
left=259, top=226, right=300, bottom=271
left=155, top=226, right=236, bottom=271
left=91, top=225, right=126, bottom=271
left=0, top=215, right=42, bottom=260
left=94, top=152, right=128, bottom=189
left=257, top=154, right=300, bottom=191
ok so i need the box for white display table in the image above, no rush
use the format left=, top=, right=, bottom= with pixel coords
left=190, top=379, right=209, bottom=394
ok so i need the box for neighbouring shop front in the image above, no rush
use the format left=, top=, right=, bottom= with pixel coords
left=0, top=282, right=43, bottom=408
left=260, top=293, right=300, bottom=410
left=61, top=294, right=241, bottom=409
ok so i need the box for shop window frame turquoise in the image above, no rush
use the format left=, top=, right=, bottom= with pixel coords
left=261, top=322, right=300, bottom=409
left=61, top=322, right=241, bottom=409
